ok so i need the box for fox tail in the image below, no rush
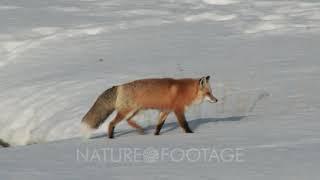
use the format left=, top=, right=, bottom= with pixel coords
left=80, top=86, right=117, bottom=139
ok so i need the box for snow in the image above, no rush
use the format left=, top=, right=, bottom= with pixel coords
left=202, top=0, right=238, bottom=5
left=1, top=0, right=320, bottom=179
left=184, top=13, right=237, bottom=22
left=244, top=22, right=284, bottom=34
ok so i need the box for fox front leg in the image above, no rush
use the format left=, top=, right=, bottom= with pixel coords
left=174, top=110, right=193, bottom=133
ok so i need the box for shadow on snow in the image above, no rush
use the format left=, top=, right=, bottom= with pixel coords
left=91, top=116, right=246, bottom=139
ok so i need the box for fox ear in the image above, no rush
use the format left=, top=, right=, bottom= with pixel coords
left=199, top=76, right=207, bottom=88
left=206, top=75, right=210, bottom=82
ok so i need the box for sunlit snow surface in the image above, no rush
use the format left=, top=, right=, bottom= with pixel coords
left=0, top=0, right=320, bottom=179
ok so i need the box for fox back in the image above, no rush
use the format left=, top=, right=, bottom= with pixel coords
left=116, top=77, right=217, bottom=111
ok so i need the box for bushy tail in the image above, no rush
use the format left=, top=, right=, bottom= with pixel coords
left=81, top=86, right=117, bottom=138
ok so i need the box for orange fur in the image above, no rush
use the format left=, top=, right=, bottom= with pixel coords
left=120, top=78, right=200, bottom=111
left=82, top=76, right=218, bottom=139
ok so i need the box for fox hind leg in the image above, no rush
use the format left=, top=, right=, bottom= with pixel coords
left=154, top=111, right=170, bottom=135
left=125, top=110, right=144, bottom=134
left=108, top=110, right=133, bottom=139
left=108, top=110, right=143, bottom=139
left=108, top=113, right=124, bottom=139
left=127, top=118, right=144, bottom=134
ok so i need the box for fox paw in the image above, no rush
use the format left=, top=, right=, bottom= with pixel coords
left=154, top=132, right=160, bottom=136
left=186, top=130, right=193, bottom=133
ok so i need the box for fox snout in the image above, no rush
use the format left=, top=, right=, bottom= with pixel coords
left=206, top=94, right=218, bottom=103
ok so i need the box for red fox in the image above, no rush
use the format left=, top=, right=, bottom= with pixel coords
left=81, top=76, right=218, bottom=138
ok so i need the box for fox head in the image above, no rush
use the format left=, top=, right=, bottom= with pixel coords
left=197, top=76, right=218, bottom=103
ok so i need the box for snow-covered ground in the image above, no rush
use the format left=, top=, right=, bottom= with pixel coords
left=1, top=0, right=320, bottom=179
